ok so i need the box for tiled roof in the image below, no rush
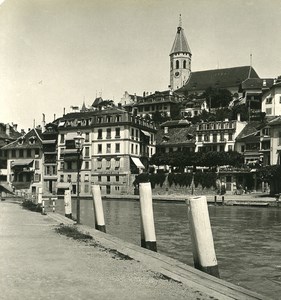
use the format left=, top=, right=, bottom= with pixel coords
left=178, top=66, right=259, bottom=93
left=267, top=116, right=281, bottom=126
left=236, top=121, right=261, bottom=141
left=156, top=125, right=196, bottom=146
left=2, top=128, right=42, bottom=150
left=170, top=26, right=191, bottom=55
left=242, top=78, right=274, bottom=90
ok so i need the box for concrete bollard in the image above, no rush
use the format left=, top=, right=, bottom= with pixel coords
left=222, top=196, right=225, bottom=206
left=187, top=196, right=220, bottom=278
left=91, top=185, right=106, bottom=233
left=214, top=195, right=217, bottom=206
left=64, top=190, right=72, bottom=219
left=139, top=182, right=157, bottom=252
left=38, top=187, right=43, bottom=205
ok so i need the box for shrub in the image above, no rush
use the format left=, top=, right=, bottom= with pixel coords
left=21, top=200, right=42, bottom=213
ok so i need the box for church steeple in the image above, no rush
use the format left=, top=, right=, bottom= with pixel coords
left=170, top=15, right=192, bottom=91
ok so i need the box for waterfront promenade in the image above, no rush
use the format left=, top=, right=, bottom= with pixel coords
left=0, top=199, right=269, bottom=300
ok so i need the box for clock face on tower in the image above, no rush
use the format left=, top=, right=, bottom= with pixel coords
left=174, top=71, right=180, bottom=78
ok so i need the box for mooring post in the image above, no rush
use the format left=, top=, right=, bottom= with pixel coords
left=91, top=184, right=106, bottom=233
left=139, top=182, right=157, bottom=252
left=51, top=197, right=56, bottom=213
left=38, top=187, right=42, bottom=205
left=186, top=196, right=220, bottom=278
left=64, top=190, right=72, bottom=219
left=214, top=195, right=217, bottom=206
left=42, top=199, right=45, bottom=215
left=222, top=195, right=225, bottom=206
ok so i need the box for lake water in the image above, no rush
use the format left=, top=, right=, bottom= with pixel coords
left=55, top=199, right=281, bottom=299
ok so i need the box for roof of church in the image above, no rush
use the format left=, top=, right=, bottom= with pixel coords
left=178, top=66, right=259, bottom=93
left=170, top=26, right=191, bottom=55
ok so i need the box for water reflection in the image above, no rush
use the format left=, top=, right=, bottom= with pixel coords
left=55, top=199, right=281, bottom=299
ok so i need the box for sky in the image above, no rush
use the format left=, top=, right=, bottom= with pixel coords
left=0, top=0, right=281, bottom=131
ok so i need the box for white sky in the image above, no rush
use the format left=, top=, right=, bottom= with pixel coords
left=0, top=0, right=281, bottom=130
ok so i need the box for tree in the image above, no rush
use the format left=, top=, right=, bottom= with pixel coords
left=202, top=87, right=233, bottom=109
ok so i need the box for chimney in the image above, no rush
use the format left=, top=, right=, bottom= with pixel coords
left=164, top=127, right=168, bottom=134
left=63, top=107, right=66, bottom=116
left=5, top=124, right=10, bottom=136
left=42, top=113, right=46, bottom=133
left=143, top=91, right=146, bottom=97
left=134, top=93, right=137, bottom=101
left=237, top=113, right=241, bottom=122
left=274, top=78, right=277, bottom=85
left=118, top=103, right=122, bottom=108
left=263, top=79, right=266, bottom=87
left=54, top=114, right=56, bottom=121
left=13, top=124, right=18, bottom=132
left=21, top=129, right=25, bottom=135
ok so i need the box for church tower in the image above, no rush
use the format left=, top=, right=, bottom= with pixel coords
left=170, top=15, right=192, bottom=91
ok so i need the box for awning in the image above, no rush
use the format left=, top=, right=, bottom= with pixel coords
left=56, top=182, right=71, bottom=189
left=141, top=130, right=151, bottom=137
left=0, top=182, right=14, bottom=194
left=131, top=157, right=145, bottom=169
left=11, top=159, right=34, bottom=168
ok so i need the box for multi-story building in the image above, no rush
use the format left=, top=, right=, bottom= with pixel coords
left=262, top=79, right=281, bottom=116
left=195, top=115, right=247, bottom=153
left=55, top=106, right=156, bottom=195
left=42, top=123, right=58, bottom=194
left=2, top=127, right=44, bottom=196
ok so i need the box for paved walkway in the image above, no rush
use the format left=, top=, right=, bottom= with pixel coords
left=0, top=200, right=268, bottom=300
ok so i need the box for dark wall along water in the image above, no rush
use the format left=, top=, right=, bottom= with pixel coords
left=55, top=199, right=281, bottom=300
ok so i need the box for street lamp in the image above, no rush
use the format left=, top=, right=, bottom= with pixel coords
left=74, top=131, right=84, bottom=224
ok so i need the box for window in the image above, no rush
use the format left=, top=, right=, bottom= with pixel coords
left=98, top=175, right=101, bottom=182
left=279, top=96, right=281, bottom=104
left=266, top=108, right=272, bottom=115
left=131, top=144, right=134, bottom=154
left=35, top=160, right=39, bottom=170
left=116, top=175, right=119, bottom=182
left=84, top=184, right=89, bottom=193
left=34, top=174, right=41, bottom=182
left=219, top=145, right=224, bottom=152
left=220, top=133, right=224, bottom=141
left=107, top=176, right=110, bottom=182
left=213, top=134, right=217, bottom=143
left=135, top=144, right=138, bottom=154
left=106, top=116, right=111, bottom=123
left=115, top=158, right=120, bottom=169
left=60, top=175, right=64, bottom=182
left=106, top=158, right=111, bottom=169
left=228, top=133, right=233, bottom=141
left=106, top=128, right=111, bottom=139
left=279, top=132, right=281, bottom=146
left=266, top=97, right=272, bottom=104
left=97, top=158, right=102, bottom=169
left=27, top=149, right=32, bottom=158
left=204, top=135, right=209, bottom=142
left=116, top=115, right=121, bottom=122
left=115, top=128, right=120, bottom=138
left=60, top=134, right=65, bottom=143
left=176, top=60, right=179, bottom=69
left=131, top=129, right=134, bottom=140
left=19, top=149, right=24, bottom=158
left=84, top=174, right=89, bottom=182
left=97, top=117, right=102, bottom=123
left=228, top=145, right=233, bottom=151
left=106, top=144, right=111, bottom=154
left=115, top=143, right=120, bottom=153
left=11, top=149, right=16, bottom=158
left=85, top=161, right=89, bottom=169
left=98, top=144, right=102, bottom=153
left=85, top=133, right=90, bottom=142
left=98, top=129, right=103, bottom=139
left=84, top=147, right=90, bottom=157
left=67, top=174, right=71, bottom=182
left=183, top=60, right=186, bottom=69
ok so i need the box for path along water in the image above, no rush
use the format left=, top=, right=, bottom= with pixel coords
left=55, top=199, right=281, bottom=300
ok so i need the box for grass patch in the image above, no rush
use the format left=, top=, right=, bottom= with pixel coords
left=55, top=225, right=93, bottom=240
left=55, top=225, right=134, bottom=261
left=21, top=200, right=42, bottom=213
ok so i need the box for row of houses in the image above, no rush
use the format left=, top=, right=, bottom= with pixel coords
left=0, top=105, right=157, bottom=197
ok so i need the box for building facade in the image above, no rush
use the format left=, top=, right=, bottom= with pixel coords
left=56, top=107, right=156, bottom=196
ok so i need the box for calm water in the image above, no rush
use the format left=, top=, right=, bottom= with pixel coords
left=55, top=199, right=281, bottom=299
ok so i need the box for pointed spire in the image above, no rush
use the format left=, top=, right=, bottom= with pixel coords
left=170, top=16, right=191, bottom=55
